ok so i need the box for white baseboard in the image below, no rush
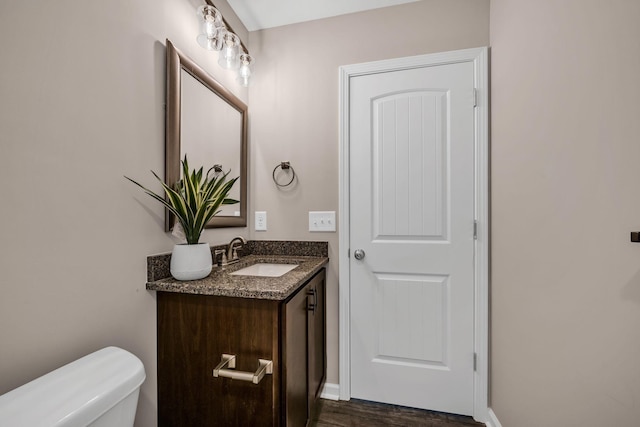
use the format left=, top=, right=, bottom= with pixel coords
left=485, top=408, right=503, bottom=427
left=319, top=382, right=340, bottom=401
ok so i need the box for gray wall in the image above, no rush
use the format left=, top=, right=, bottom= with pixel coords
left=0, top=1, right=248, bottom=425
left=490, top=0, right=640, bottom=425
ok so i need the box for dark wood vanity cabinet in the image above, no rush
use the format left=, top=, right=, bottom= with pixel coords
left=283, top=270, right=326, bottom=426
left=157, top=269, right=326, bottom=427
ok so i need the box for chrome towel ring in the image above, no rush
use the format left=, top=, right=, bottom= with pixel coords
left=272, top=162, right=296, bottom=187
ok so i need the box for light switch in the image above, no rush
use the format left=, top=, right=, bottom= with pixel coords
left=255, top=211, right=267, bottom=231
left=309, top=211, right=336, bottom=232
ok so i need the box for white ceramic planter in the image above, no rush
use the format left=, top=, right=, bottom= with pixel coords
left=170, top=243, right=212, bottom=281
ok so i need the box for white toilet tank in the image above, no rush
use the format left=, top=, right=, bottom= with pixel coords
left=0, top=346, right=146, bottom=427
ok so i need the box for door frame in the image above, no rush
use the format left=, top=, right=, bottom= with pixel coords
left=338, top=47, right=489, bottom=422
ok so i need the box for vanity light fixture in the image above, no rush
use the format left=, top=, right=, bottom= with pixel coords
left=196, top=5, right=225, bottom=51
left=196, top=1, right=255, bottom=85
left=218, top=32, right=241, bottom=70
left=237, top=54, right=254, bottom=87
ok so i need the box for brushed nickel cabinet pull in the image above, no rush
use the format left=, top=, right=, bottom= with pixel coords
left=307, top=288, right=317, bottom=313
left=213, top=354, right=273, bottom=385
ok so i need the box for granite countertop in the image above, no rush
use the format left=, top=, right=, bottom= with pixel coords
left=146, top=254, right=329, bottom=300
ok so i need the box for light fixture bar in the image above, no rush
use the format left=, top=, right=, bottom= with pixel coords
left=204, top=0, right=250, bottom=56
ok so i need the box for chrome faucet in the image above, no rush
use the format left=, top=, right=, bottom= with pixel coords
left=226, top=236, right=246, bottom=263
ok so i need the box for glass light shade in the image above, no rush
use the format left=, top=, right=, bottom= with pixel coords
left=218, top=33, right=240, bottom=70
left=196, top=28, right=225, bottom=51
left=196, top=5, right=224, bottom=50
left=236, top=54, right=254, bottom=87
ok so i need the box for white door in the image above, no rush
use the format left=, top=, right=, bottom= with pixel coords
left=349, top=59, right=476, bottom=415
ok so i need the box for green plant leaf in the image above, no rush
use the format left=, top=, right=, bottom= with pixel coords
left=125, top=154, right=239, bottom=244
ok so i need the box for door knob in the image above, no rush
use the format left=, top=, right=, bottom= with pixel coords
left=354, top=249, right=365, bottom=260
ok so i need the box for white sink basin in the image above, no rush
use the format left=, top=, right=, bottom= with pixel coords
left=229, top=263, right=298, bottom=277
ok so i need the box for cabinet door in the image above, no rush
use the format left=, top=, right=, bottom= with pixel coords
left=157, top=293, right=280, bottom=427
left=283, top=284, right=309, bottom=427
left=307, top=269, right=326, bottom=420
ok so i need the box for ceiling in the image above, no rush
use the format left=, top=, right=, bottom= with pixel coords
left=226, top=0, right=421, bottom=31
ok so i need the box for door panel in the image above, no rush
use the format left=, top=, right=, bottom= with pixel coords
left=373, top=91, right=448, bottom=239
left=349, top=61, right=475, bottom=415
left=375, top=273, right=447, bottom=365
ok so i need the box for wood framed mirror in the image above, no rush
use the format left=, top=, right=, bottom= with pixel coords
left=165, top=39, right=248, bottom=230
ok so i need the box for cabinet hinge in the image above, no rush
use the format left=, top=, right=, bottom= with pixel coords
left=473, top=353, right=477, bottom=371
left=473, top=88, right=478, bottom=107
left=473, top=220, right=478, bottom=240
left=347, top=248, right=350, bottom=258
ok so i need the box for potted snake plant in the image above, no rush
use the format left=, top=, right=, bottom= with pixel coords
left=126, top=155, right=238, bottom=280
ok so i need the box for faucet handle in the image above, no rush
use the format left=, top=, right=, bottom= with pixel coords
left=214, top=249, right=227, bottom=266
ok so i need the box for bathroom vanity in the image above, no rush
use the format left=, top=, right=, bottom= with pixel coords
left=147, top=244, right=328, bottom=427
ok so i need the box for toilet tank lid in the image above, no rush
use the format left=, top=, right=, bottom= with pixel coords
left=0, top=346, right=146, bottom=427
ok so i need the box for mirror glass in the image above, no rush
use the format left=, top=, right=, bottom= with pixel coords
left=165, top=39, right=247, bottom=229
left=181, top=70, right=242, bottom=217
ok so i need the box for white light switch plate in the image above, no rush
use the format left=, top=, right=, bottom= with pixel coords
left=309, top=211, right=336, bottom=232
left=255, top=211, right=267, bottom=231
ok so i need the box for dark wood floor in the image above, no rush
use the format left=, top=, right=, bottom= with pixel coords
left=312, top=399, right=484, bottom=427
